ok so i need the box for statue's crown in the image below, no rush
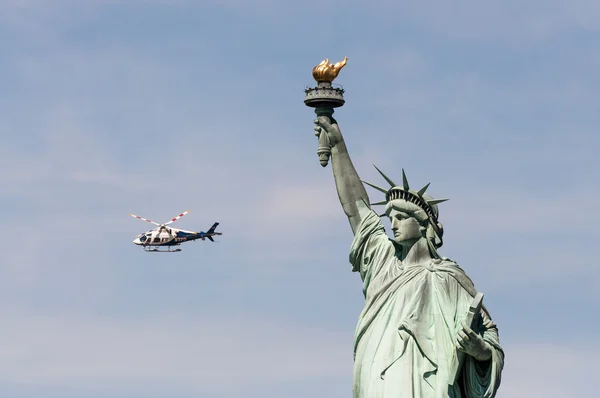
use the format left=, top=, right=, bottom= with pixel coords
left=362, top=165, right=448, bottom=223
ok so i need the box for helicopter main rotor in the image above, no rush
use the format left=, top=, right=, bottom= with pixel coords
left=130, top=211, right=190, bottom=240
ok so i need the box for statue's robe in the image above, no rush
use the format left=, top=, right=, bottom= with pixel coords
left=349, top=210, right=504, bottom=398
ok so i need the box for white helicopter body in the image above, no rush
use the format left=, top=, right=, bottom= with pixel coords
left=130, top=211, right=221, bottom=252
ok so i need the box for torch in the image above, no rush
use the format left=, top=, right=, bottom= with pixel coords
left=304, top=57, right=348, bottom=167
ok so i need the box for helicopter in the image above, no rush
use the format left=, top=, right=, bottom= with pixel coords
left=130, top=210, right=222, bottom=252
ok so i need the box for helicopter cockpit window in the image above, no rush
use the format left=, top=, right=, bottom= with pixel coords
left=139, top=236, right=147, bottom=242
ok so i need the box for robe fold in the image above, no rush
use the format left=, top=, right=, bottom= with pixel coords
left=349, top=210, right=504, bottom=398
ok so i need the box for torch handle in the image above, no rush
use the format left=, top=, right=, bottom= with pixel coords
left=317, top=126, right=331, bottom=167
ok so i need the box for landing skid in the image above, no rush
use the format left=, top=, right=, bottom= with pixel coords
left=143, top=246, right=181, bottom=253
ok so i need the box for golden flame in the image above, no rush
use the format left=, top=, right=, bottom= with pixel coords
left=312, top=57, right=348, bottom=83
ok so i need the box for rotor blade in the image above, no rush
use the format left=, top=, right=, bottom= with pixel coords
left=130, top=213, right=160, bottom=226
left=164, top=210, right=190, bottom=225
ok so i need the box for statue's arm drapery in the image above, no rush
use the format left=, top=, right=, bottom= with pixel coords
left=461, top=308, right=504, bottom=398
left=349, top=210, right=395, bottom=292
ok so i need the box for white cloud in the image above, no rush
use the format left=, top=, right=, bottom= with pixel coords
left=444, top=188, right=598, bottom=236
left=0, top=308, right=350, bottom=395
left=259, top=180, right=340, bottom=230
left=0, top=103, right=158, bottom=200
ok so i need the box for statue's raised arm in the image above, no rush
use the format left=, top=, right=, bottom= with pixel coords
left=305, top=57, right=370, bottom=234
left=314, top=111, right=370, bottom=233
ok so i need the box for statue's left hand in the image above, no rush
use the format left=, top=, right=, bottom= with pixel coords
left=456, top=320, right=493, bottom=361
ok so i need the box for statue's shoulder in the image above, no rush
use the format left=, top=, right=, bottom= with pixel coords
left=435, top=257, right=478, bottom=293
left=436, top=257, right=470, bottom=275
left=435, top=257, right=459, bottom=267
left=353, top=208, right=388, bottom=239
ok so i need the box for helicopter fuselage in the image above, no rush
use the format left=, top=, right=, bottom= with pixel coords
left=133, top=228, right=209, bottom=246
left=130, top=211, right=221, bottom=252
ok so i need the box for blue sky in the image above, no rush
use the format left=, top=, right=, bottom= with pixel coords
left=1, top=1, right=598, bottom=397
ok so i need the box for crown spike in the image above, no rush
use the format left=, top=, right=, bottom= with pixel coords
left=370, top=200, right=388, bottom=206
left=427, top=198, right=449, bottom=206
left=402, top=169, right=410, bottom=191
left=417, top=183, right=430, bottom=197
left=361, top=180, right=388, bottom=194
left=373, top=165, right=396, bottom=187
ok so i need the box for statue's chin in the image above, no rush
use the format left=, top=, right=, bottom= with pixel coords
left=394, top=236, right=422, bottom=248
left=394, top=239, right=413, bottom=247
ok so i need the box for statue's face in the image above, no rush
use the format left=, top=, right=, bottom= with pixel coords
left=388, top=209, right=422, bottom=246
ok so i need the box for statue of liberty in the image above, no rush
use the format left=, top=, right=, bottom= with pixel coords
left=306, top=59, right=504, bottom=398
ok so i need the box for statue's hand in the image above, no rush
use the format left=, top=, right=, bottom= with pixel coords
left=314, top=116, right=343, bottom=149
left=456, top=320, right=493, bottom=362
